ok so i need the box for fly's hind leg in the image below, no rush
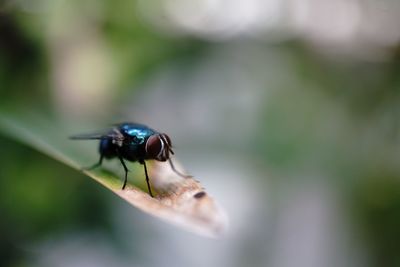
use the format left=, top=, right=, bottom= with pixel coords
left=117, top=155, right=130, bottom=190
left=83, top=154, right=104, bottom=171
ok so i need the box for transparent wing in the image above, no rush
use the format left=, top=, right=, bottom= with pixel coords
left=70, top=128, right=124, bottom=141
left=69, top=133, right=108, bottom=140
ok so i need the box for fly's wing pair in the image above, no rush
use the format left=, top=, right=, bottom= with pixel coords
left=70, top=122, right=151, bottom=140
left=70, top=127, right=124, bottom=142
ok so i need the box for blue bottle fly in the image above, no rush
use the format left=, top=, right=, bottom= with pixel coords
left=71, top=123, right=190, bottom=197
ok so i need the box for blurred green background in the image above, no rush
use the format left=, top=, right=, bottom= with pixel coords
left=1, top=0, right=400, bottom=266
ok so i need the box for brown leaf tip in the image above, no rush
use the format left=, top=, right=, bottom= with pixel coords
left=193, top=191, right=206, bottom=199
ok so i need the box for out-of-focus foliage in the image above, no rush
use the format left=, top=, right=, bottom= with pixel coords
left=0, top=12, right=48, bottom=106
left=352, top=173, right=400, bottom=267
left=0, top=136, right=113, bottom=266
left=1, top=0, right=400, bottom=267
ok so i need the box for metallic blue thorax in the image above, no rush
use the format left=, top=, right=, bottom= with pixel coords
left=120, top=123, right=157, bottom=145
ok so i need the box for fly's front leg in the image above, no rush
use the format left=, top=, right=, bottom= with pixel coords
left=168, top=158, right=192, bottom=179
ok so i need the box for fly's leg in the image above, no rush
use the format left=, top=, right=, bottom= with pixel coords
left=83, top=154, right=104, bottom=171
left=140, top=160, right=154, bottom=197
left=117, top=155, right=129, bottom=190
left=168, top=158, right=192, bottom=179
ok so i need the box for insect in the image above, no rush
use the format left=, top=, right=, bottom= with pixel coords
left=70, top=123, right=190, bottom=197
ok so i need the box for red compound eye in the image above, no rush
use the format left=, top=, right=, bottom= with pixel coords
left=145, top=135, right=163, bottom=160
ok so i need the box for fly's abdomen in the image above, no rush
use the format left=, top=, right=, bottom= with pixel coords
left=99, top=138, right=117, bottom=158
